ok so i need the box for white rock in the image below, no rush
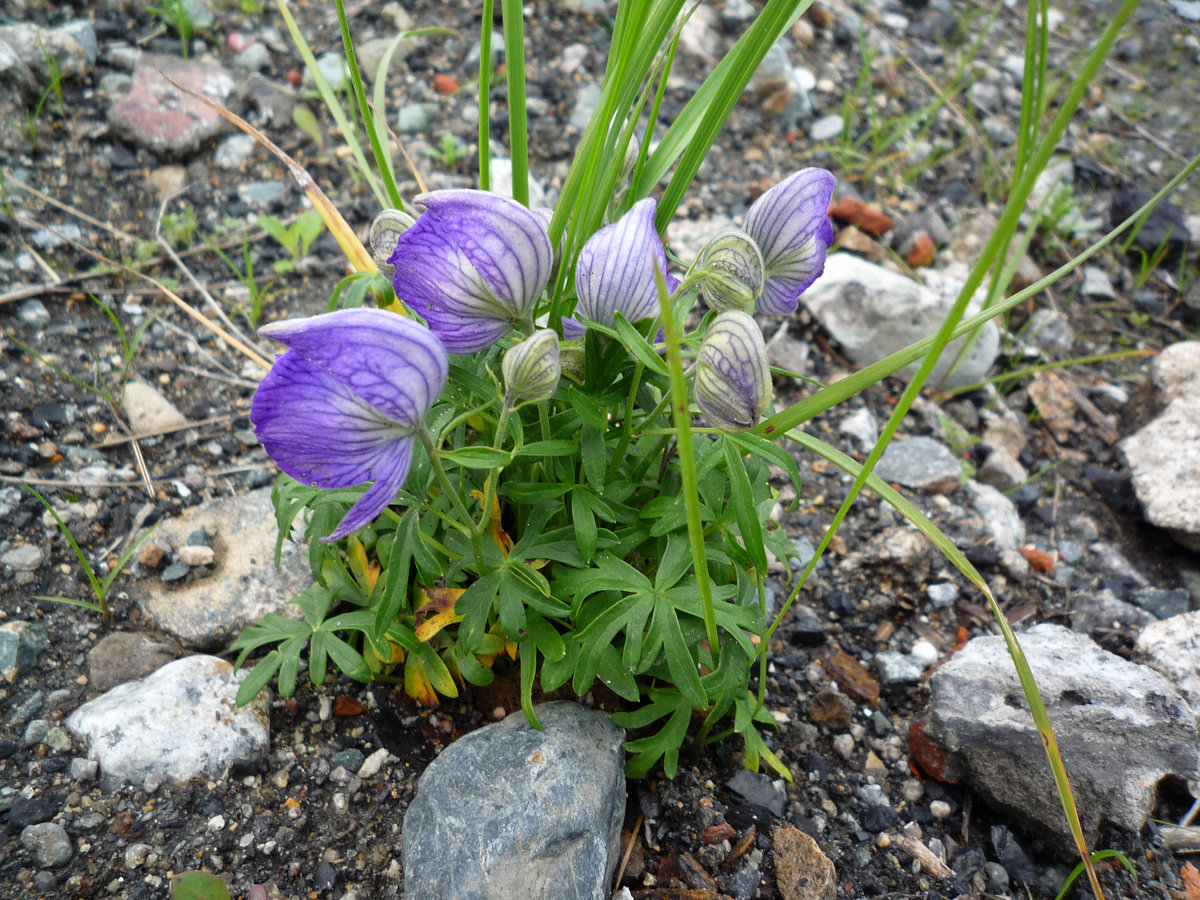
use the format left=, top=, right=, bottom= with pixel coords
left=964, top=481, right=1024, bottom=553
left=122, top=380, right=188, bottom=435
left=1121, top=342, right=1200, bottom=550
left=801, top=254, right=999, bottom=390
left=1135, top=610, right=1200, bottom=709
left=66, top=654, right=270, bottom=785
left=177, top=544, right=216, bottom=566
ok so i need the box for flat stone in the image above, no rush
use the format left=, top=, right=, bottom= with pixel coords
left=20, top=822, right=73, bottom=868
left=1, top=543, right=45, bottom=571
left=136, top=487, right=310, bottom=649
left=86, top=630, right=181, bottom=693
left=874, top=436, right=962, bottom=494
left=801, top=254, right=999, bottom=390
left=963, top=481, right=1024, bottom=554
left=1121, top=343, right=1200, bottom=550
left=108, top=53, right=237, bottom=156
left=65, top=654, right=270, bottom=785
left=0, top=621, right=50, bottom=684
left=403, top=702, right=625, bottom=900
left=121, top=380, right=188, bottom=435
left=1135, top=610, right=1200, bottom=709
left=809, top=113, right=844, bottom=142
left=875, top=651, right=924, bottom=685
left=923, top=623, right=1197, bottom=849
left=772, top=824, right=837, bottom=900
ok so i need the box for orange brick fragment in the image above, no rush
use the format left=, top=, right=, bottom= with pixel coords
left=829, top=195, right=893, bottom=236
left=333, top=695, right=365, bottom=717
left=701, top=823, right=735, bottom=844
left=906, top=232, right=935, bottom=267
left=434, top=73, right=459, bottom=94
left=1019, top=545, right=1056, bottom=573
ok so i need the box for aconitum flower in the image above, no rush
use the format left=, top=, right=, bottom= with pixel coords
left=743, top=168, right=836, bottom=316
left=575, top=198, right=679, bottom=326
left=695, top=311, right=772, bottom=433
left=698, top=229, right=764, bottom=313
left=386, top=190, right=553, bottom=354
left=251, top=309, right=448, bottom=542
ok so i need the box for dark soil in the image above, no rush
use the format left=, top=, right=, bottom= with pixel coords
left=2, top=0, right=1198, bottom=898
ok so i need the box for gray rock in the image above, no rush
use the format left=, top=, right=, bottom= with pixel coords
left=569, top=83, right=603, bottom=130
left=801, top=255, right=1000, bottom=391
left=0, top=621, right=50, bottom=683
left=238, top=180, right=286, bottom=206
left=403, top=702, right=625, bottom=900
left=21, top=822, right=73, bottom=868
left=108, top=54, right=237, bottom=156
left=213, top=132, right=257, bottom=169
left=136, top=487, right=310, bottom=649
left=66, top=654, right=270, bottom=785
left=926, top=582, right=959, bottom=608
left=1121, top=342, right=1200, bottom=550
left=1079, top=266, right=1117, bottom=300
left=924, top=623, right=1197, bottom=849
left=17, top=298, right=50, bottom=323
left=70, top=757, right=99, bottom=782
left=1129, top=588, right=1189, bottom=620
left=838, top=408, right=878, bottom=452
left=976, top=447, right=1027, bottom=491
left=875, top=651, right=924, bottom=685
left=963, top=481, right=1024, bottom=554
left=1068, top=589, right=1155, bottom=638
left=398, top=102, right=440, bottom=135
left=874, top=436, right=962, bottom=494
left=86, top=630, right=181, bottom=693
left=1135, top=610, right=1200, bottom=708
left=232, top=42, right=271, bottom=72
left=726, top=769, right=786, bottom=816
left=1023, top=308, right=1074, bottom=356
left=1171, top=0, right=1200, bottom=21
left=1, top=543, right=45, bottom=571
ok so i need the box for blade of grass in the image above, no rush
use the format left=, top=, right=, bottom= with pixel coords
left=274, top=0, right=385, bottom=206
left=500, top=0, right=529, bottom=205
left=478, top=0, right=495, bottom=191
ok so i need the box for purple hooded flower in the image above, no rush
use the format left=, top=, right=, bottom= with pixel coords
left=386, top=190, right=553, bottom=354
left=743, top=168, right=836, bottom=316
left=575, top=198, right=679, bottom=326
left=695, top=311, right=772, bottom=433
left=251, top=308, right=448, bottom=541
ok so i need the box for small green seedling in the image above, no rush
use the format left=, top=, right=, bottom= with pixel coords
left=24, top=485, right=160, bottom=620
left=205, top=232, right=272, bottom=329
left=25, top=39, right=65, bottom=152
left=256, top=209, right=326, bottom=273
left=426, top=132, right=469, bottom=170
left=147, top=0, right=195, bottom=57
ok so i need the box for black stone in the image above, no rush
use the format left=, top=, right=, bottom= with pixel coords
left=990, top=824, right=1038, bottom=886
left=860, top=804, right=900, bottom=832
left=29, top=402, right=68, bottom=431
left=725, top=769, right=786, bottom=817
left=1082, top=464, right=1137, bottom=514
left=3, top=796, right=59, bottom=833
left=313, top=860, right=338, bottom=890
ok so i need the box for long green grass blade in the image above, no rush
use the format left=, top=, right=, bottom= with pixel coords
left=478, top=0, right=495, bottom=191
left=500, top=0, right=529, bottom=205
left=335, top=0, right=402, bottom=208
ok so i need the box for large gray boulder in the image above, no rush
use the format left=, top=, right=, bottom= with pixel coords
left=403, top=702, right=626, bottom=900
left=922, top=623, right=1196, bottom=849
left=800, top=254, right=1000, bottom=390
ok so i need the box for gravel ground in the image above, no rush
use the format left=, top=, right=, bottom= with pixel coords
left=2, top=0, right=1199, bottom=897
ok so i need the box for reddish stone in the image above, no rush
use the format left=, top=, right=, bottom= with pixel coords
left=826, top=648, right=880, bottom=707
left=1020, top=545, right=1056, bottom=573
left=333, top=695, right=365, bottom=717
left=908, top=718, right=958, bottom=783
left=434, top=73, right=459, bottom=95
left=108, top=54, right=237, bottom=156
left=807, top=686, right=854, bottom=730
left=829, top=195, right=894, bottom=236
left=905, top=232, right=935, bottom=267
left=701, top=823, right=735, bottom=844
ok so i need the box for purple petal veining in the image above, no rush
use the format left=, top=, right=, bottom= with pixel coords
left=575, top=198, right=679, bottom=326
left=743, top=168, right=835, bottom=316
left=387, top=190, right=553, bottom=353
left=251, top=308, right=448, bottom=541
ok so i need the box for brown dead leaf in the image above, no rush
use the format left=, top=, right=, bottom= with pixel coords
left=1182, top=861, right=1200, bottom=900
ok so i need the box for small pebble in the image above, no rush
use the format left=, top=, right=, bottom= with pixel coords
left=930, top=800, right=951, bottom=819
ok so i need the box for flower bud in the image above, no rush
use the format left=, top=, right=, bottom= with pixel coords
left=503, top=329, right=561, bottom=404
left=559, top=343, right=585, bottom=381
left=698, top=230, right=764, bottom=313
left=369, top=208, right=416, bottom=278
left=695, top=311, right=772, bottom=433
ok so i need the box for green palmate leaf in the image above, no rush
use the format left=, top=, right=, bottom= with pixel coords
left=614, top=688, right=692, bottom=778
left=497, top=572, right=529, bottom=638
left=735, top=693, right=791, bottom=781
left=595, top=642, right=640, bottom=702
left=454, top=569, right=503, bottom=654
left=654, top=533, right=693, bottom=592
left=375, top=507, right=417, bottom=638
left=653, top=600, right=707, bottom=709
left=572, top=591, right=655, bottom=695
